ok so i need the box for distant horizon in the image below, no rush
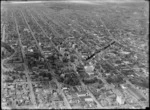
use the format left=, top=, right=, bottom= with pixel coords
left=1, top=0, right=147, bottom=5
left=1, top=0, right=147, bottom=2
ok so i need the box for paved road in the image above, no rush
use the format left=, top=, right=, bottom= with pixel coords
left=13, top=10, right=37, bottom=107
left=54, top=78, right=72, bottom=109
left=1, top=25, right=5, bottom=42
left=72, top=63, right=103, bottom=108
left=27, top=8, right=59, bottom=52
left=94, top=18, right=148, bottom=106
left=21, top=8, right=72, bottom=109
left=1, top=25, right=6, bottom=108
left=1, top=13, right=16, bottom=109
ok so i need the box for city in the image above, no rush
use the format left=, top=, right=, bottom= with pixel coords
left=1, top=0, right=149, bottom=109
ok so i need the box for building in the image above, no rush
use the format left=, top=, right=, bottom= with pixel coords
left=126, top=84, right=146, bottom=101
left=84, top=64, right=95, bottom=76
left=120, top=84, right=127, bottom=89
left=62, top=87, right=68, bottom=90
left=116, top=95, right=124, bottom=105
left=59, top=47, right=65, bottom=55
left=77, top=91, right=89, bottom=97
left=85, top=97, right=93, bottom=102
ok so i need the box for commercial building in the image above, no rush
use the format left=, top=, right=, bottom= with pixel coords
left=116, top=95, right=124, bottom=105
left=84, top=63, right=95, bottom=76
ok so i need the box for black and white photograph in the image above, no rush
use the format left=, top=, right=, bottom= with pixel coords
left=1, top=0, right=149, bottom=109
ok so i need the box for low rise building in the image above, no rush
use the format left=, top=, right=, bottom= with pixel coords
left=116, top=95, right=125, bottom=105
left=84, top=65, right=94, bottom=74
left=62, top=87, right=68, bottom=90
left=85, top=97, right=93, bottom=102
left=77, top=91, right=89, bottom=97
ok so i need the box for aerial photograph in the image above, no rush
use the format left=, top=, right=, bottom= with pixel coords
left=1, top=0, right=149, bottom=109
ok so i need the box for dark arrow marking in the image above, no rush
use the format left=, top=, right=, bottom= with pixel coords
left=85, top=41, right=115, bottom=61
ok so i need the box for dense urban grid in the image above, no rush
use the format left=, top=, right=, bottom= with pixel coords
left=1, top=1, right=149, bottom=109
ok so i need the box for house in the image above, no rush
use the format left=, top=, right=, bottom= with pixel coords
left=77, top=91, right=89, bottom=97
left=79, top=95, right=93, bottom=102
left=76, top=86, right=86, bottom=92
left=71, top=93, right=78, bottom=98
left=85, top=97, right=93, bottom=102
left=66, top=95, right=72, bottom=100
left=71, top=102, right=82, bottom=109
left=73, top=86, right=78, bottom=92
left=68, top=98, right=80, bottom=104
left=66, top=92, right=77, bottom=99
left=87, top=72, right=94, bottom=76
left=120, top=84, right=127, bottom=89
left=62, top=87, right=68, bottom=90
